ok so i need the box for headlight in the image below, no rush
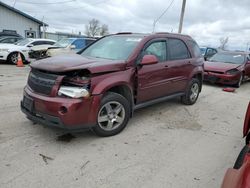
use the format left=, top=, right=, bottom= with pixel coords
left=0, top=49, right=9, bottom=52
left=58, top=86, right=90, bottom=98
left=226, top=69, right=239, bottom=75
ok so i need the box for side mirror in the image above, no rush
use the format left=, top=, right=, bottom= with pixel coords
left=27, top=44, right=34, bottom=47
left=247, top=60, right=250, bottom=64
left=70, top=45, right=76, bottom=49
left=141, top=55, right=158, bottom=65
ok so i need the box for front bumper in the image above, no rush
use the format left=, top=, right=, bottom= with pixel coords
left=0, top=51, right=9, bottom=61
left=204, top=71, right=241, bottom=85
left=21, top=86, right=102, bottom=130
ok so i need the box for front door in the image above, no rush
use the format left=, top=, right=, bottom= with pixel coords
left=137, top=39, right=173, bottom=103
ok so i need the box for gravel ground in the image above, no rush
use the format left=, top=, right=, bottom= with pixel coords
left=0, top=64, right=249, bottom=188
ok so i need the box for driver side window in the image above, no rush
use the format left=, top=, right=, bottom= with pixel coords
left=144, top=41, right=167, bottom=62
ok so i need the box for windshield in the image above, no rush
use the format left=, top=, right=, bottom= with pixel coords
left=209, top=53, right=245, bottom=64
left=81, top=35, right=143, bottom=60
left=54, top=38, right=75, bottom=48
left=15, top=38, right=32, bottom=46
left=200, top=47, right=206, bottom=56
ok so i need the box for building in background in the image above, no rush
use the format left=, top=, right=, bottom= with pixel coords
left=0, top=1, right=47, bottom=38
left=42, top=32, right=87, bottom=41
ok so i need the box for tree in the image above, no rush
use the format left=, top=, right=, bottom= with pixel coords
left=219, top=37, right=229, bottom=50
left=85, top=19, right=109, bottom=37
left=100, top=24, right=109, bottom=36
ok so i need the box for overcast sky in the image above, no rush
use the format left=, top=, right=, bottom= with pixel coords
left=2, top=0, right=250, bottom=50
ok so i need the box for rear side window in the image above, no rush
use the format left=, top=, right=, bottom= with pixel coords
left=187, top=40, right=202, bottom=58
left=168, top=39, right=190, bottom=60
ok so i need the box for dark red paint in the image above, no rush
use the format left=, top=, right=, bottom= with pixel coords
left=21, top=33, right=204, bottom=129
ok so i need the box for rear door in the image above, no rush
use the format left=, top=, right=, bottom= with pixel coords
left=165, top=38, right=193, bottom=93
left=137, top=39, right=174, bottom=103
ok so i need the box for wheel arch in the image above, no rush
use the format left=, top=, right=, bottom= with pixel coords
left=192, top=72, right=203, bottom=92
left=106, top=84, right=134, bottom=117
left=7, top=51, right=25, bottom=62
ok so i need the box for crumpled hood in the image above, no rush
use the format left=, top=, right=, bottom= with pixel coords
left=204, top=61, right=242, bottom=73
left=30, top=54, right=127, bottom=74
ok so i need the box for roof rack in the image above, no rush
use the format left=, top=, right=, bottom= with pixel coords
left=116, top=32, right=133, bottom=35
left=155, top=32, right=191, bottom=38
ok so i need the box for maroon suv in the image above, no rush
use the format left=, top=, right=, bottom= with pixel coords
left=21, top=33, right=204, bottom=136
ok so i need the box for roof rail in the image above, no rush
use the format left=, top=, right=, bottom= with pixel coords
left=155, top=32, right=191, bottom=38
left=116, top=32, right=133, bottom=35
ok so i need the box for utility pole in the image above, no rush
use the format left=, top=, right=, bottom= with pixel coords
left=178, top=0, right=186, bottom=33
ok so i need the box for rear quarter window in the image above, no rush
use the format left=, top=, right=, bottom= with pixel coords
left=187, top=40, right=202, bottom=58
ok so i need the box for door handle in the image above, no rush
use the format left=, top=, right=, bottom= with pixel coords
left=164, top=65, right=169, bottom=68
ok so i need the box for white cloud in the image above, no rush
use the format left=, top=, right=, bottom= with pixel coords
left=2, top=0, right=250, bottom=50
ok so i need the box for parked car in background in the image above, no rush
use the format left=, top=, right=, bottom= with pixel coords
left=200, top=46, right=217, bottom=60
left=204, top=51, right=250, bottom=87
left=0, top=38, right=56, bottom=64
left=21, top=32, right=203, bottom=137
left=45, top=37, right=96, bottom=57
left=221, top=102, right=250, bottom=188
left=0, top=36, right=23, bottom=44
left=29, top=37, right=96, bottom=60
left=0, top=32, right=22, bottom=38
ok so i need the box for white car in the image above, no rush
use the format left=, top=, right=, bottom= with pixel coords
left=0, top=38, right=56, bottom=64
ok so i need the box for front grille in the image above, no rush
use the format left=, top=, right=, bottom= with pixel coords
left=205, top=70, right=224, bottom=74
left=28, top=70, right=58, bottom=95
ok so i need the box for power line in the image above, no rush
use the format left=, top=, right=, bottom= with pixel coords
left=15, top=0, right=76, bottom=5
left=153, top=0, right=175, bottom=32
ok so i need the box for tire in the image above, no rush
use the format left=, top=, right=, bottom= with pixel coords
left=233, top=145, right=250, bottom=169
left=181, top=78, right=201, bottom=105
left=7, top=52, right=18, bottom=64
left=93, top=92, right=131, bottom=137
left=235, top=73, right=243, bottom=88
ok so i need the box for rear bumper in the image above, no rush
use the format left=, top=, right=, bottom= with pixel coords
left=204, top=71, right=241, bottom=85
left=21, top=86, right=102, bottom=130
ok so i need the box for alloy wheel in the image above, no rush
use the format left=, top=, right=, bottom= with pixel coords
left=97, top=101, right=125, bottom=131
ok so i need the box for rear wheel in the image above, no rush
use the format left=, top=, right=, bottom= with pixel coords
left=93, top=92, right=130, bottom=137
left=181, top=78, right=201, bottom=105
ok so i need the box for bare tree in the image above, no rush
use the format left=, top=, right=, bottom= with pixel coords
left=85, top=19, right=109, bottom=37
left=219, top=37, right=229, bottom=50
left=100, top=24, right=109, bottom=36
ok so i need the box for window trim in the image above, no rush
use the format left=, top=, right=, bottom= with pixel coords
left=139, top=38, right=167, bottom=63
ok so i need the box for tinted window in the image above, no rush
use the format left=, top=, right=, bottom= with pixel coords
left=144, top=41, right=167, bottom=62
left=168, top=39, right=190, bottom=60
left=86, top=39, right=95, bottom=46
left=31, top=41, right=54, bottom=46
left=72, top=39, right=85, bottom=49
left=188, top=40, right=201, bottom=57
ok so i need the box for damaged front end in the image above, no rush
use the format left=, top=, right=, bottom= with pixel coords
left=28, top=68, right=92, bottom=98
left=58, top=70, right=91, bottom=98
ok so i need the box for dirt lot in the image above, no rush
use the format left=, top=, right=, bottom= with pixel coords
left=0, top=64, right=249, bottom=188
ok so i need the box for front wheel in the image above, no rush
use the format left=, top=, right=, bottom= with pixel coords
left=181, top=78, right=201, bottom=105
left=8, top=52, right=18, bottom=64
left=235, top=73, right=243, bottom=88
left=93, top=92, right=130, bottom=137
